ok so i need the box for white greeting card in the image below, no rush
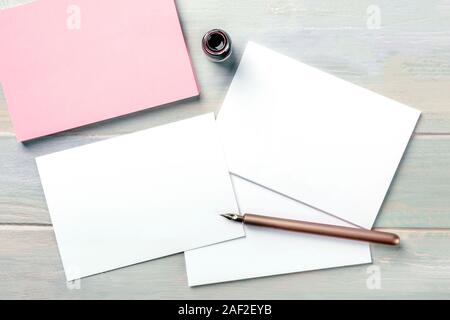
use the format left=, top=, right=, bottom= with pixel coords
left=217, top=42, right=420, bottom=228
left=185, top=176, right=371, bottom=286
left=36, top=113, right=244, bottom=281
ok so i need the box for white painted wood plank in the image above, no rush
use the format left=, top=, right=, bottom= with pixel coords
left=1, top=0, right=450, bottom=134
left=0, top=227, right=449, bottom=299
left=1, top=135, right=449, bottom=227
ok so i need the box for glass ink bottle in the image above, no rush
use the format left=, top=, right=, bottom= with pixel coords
left=202, top=29, right=232, bottom=62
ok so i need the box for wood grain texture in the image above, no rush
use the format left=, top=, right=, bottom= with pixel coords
left=1, top=0, right=450, bottom=299
left=0, top=228, right=449, bottom=299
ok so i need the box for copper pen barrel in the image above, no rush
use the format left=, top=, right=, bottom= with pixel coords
left=243, top=214, right=400, bottom=246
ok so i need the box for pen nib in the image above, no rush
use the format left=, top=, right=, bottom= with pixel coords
left=220, top=213, right=244, bottom=222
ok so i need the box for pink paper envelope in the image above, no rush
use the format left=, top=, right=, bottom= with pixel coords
left=0, top=0, right=199, bottom=141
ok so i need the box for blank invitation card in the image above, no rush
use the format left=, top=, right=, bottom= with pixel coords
left=185, top=176, right=371, bottom=286
left=36, top=113, right=244, bottom=281
left=217, top=42, right=421, bottom=229
left=0, top=0, right=198, bottom=141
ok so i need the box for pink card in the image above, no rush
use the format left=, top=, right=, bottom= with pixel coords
left=0, top=0, right=199, bottom=141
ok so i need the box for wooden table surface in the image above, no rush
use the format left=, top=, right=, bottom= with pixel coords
left=1, top=0, right=450, bottom=299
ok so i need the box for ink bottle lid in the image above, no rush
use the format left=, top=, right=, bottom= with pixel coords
left=202, top=29, right=232, bottom=62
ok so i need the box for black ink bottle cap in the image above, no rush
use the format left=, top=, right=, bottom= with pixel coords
left=202, top=29, right=232, bottom=62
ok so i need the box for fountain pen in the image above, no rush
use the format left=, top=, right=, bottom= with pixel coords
left=221, top=213, right=400, bottom=246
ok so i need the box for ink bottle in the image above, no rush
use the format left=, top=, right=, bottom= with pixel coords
left=202, top=29, right=232, bottom=62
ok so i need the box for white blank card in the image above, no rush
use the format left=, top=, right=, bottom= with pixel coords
left=36, top=113, right=244, bottom=281
left=185, top=175, right=372, bottom=286
left=217, top=42, right=421, bottom=229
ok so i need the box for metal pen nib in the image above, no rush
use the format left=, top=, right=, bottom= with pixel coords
left=220, top=213, right=244, bottom=222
